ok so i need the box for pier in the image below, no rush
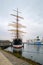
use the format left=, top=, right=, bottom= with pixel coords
left=0, top=51, right=13, bottom=65
left=0, top=50, right=31, bottom=65
left=0, top=40, right=11, bottom=49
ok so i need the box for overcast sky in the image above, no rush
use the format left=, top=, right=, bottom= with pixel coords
left=0, top=0, right=43, bottom=41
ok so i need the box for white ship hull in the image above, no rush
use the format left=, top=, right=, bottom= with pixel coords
left=34, top=41, right=41, bottom=45
left=13, top=45, right=23, bottom=48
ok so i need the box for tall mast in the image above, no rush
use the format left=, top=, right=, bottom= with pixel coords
left=16, top=8, right=18, bottom=39
left=8, top=8, right=26, bottom=40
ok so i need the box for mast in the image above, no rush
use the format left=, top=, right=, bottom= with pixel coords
left=16, top=8, right=19, bottom=39
left=8, top=8, right=26, bottom=40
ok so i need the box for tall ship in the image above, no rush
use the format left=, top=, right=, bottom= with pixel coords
left=8, top=8, right=26, bottom=48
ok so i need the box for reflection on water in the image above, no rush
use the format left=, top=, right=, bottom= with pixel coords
left=13, top=49, right=22, bottom=56
left=13, top=48, right=22, bottom=56
left=5, top=44, right=43, bottom=65
left=34, top=45, right=41, bottom=53
left=13, top=48, right=22, bottom=52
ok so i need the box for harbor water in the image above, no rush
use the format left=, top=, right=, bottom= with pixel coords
left=5, top=43, right=43, bottom=65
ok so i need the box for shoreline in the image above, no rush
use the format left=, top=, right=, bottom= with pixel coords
left=1, top=49, right=42, bottom=65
